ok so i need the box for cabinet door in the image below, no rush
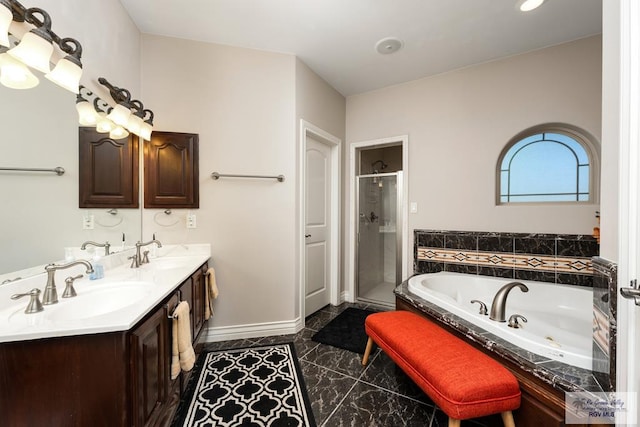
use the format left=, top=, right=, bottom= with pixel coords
left=79, top=127, right=139, bottom=208
left=192, top=265, right=206, bottom=339
left=144, top=131, right=199, bottom=208
left=130, top=303, right=171, bottom=427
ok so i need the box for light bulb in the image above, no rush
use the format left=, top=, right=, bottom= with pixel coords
left=45, top=56, right=82, bottom=94
left=109, top=126, right=129, bottom=139
left=76, top=100, right=98, bottom=126
left=126, top=113, right=144, bottom=136
left=8, top=30, right=53, bottom=73
left=96, top=113, right=115, bottom=133
left=107, top=103, right=131, bottom=127
left=0, top=52, right=39, bottom=89
left=519, top=0, right=545, bottom=12
left=139, top=121, right=153, bottom=140
left=0, top=1, right=12, bottom=48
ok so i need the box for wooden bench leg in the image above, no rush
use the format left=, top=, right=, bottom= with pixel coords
left=501, top=411, right=515, bottom=427
left=362, top=337, right=374, bottom=366
left=448, top=418, right=461, bottom=427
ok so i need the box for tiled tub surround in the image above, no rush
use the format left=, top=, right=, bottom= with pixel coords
left=592, top=257, right=617, bottom=391
left=414, top=230, right=599, bottom=287
left=395, top=282, right=606, bottom=394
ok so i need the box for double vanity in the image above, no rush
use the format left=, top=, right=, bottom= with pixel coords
left=0, top=244, right=211, bottom=427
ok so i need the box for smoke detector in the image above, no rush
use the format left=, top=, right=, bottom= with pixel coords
left=375, top=37, right=403, bottom=55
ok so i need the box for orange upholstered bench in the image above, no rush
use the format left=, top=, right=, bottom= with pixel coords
left=362, top=310, right=521, bottom=427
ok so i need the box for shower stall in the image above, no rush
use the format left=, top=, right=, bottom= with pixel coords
left=356, top=171, right=403, bottom=306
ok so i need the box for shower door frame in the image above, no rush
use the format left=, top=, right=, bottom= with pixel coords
left=355, top=172, right=403, bottom=304
left=348, top=135, right=409, bottom=303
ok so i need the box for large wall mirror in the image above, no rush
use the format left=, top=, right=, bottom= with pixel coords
left=0, top=79, right=142, bottom=280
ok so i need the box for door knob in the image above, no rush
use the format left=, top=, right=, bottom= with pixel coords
left=305, top=234, right=311, bottom=238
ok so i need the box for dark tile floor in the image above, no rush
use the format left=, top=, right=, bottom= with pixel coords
left=203, top=302, right=497, bottom=427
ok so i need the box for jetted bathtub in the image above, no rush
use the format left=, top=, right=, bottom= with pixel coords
left=407, top=272, right=593, bottom=370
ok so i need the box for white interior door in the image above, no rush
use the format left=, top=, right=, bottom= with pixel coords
left=305, top=136, right=332, bottom=315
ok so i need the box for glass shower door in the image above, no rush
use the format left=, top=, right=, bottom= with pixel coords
left=356, top=172, right=402, bottom=306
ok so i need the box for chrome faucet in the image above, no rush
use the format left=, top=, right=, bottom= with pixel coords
left=43, top=260, right=94, bottom=305
left=489, top=281, right=529, bottom=322
left=132, top=240, right=162, bottom=268
left=80, top=240, right=111, bottom=255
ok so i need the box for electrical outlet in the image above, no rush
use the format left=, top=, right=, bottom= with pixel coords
left=186, top=213, right=196, bottom=229
left=83, top=214, right=94, bottom=230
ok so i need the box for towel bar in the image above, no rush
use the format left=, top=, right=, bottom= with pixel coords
left=0, top=166, right=65, bottom=175
left=211, top=172, right=285, bottom=182
left=167, top=289, right=183, bottom=319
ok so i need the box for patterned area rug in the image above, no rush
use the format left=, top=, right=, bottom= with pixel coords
left=172, top=343, right=316, bottom=427
left=311, top=307, right=378, bottom=354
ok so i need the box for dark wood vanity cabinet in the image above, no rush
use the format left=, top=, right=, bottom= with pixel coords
left=79, top=127, right=139, bottom=208
left=144, top=131, right=199, bottom=209
left=0, top=262, right=209, bottom=427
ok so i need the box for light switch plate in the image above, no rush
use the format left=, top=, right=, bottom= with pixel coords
left=410, top=202, right=418, bottom=214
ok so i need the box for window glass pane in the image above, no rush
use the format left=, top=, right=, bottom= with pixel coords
left=500, top=170, right=509, bottom=196
left=498, top=128, right=593, bottom=204
left=509, top=141, right=577, bottom=195
left=578, top=165, right=590, bottom=194
left=545, top=133, right=589, bottom=164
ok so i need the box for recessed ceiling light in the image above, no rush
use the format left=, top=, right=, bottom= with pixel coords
left=519, top=0, right=546, bottom=12
left=375, top=37, right=403, bottom=55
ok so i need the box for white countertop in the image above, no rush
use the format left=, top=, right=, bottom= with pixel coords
left=0, top=244, right=211, bottom=343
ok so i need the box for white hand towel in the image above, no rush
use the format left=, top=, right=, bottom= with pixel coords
left=170, top=301, right=195, bottom=380
left=205, top=267, right=219, bottom=320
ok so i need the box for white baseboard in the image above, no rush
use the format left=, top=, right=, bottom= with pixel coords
left=203, top=317, right=304, bottom=343
left=341, top=290, right=352, bottom=303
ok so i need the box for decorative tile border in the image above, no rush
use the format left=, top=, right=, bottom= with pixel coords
left=592, top=257, right=617, bottom=392
left=417, top=248, right=592, bottom=274
left=414, top=230, right=599, bottom=287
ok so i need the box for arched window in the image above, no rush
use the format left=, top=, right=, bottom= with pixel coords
left=498, top=124, right=599, bottom=204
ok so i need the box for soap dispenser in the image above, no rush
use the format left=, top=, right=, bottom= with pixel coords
left=89, top=254, right=104, bottom=280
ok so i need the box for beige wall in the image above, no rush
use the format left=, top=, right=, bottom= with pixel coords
left=141, top=35, right=299, bottom=328
left=295, top=59, right=346, bottom=313
left=346, top=36, right=602, bottom=276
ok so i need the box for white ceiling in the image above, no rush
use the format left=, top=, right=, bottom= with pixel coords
left=119, top=0, right=602, bottom=96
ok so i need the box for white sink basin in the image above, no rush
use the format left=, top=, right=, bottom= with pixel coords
left=46, top=281, right=154, bottom=321
left=6, top=281, right=155, bottom=323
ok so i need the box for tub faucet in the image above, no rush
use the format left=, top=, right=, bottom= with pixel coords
left=489, top=281, right=529, bottom=322
left=133, top=240, right=162, bottom=267
left=80, top=240, right=111, bottom=255
left=43, top=260, right=94, bottom=305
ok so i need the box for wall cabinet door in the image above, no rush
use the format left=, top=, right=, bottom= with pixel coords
left=144, top=132, right=199, bottom=208
left=79, top=127, right=139, bottom=208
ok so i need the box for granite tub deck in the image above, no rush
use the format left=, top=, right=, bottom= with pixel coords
left=394, top=281, right=606, bottom=394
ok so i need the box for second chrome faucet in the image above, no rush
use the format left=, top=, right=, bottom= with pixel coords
left=489, top=281, right=529, bottom=322
left=130, top=240, right=163, bottom=268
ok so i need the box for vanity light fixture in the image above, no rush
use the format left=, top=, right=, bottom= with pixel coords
left=76, top=81, right=155, bottom=140
left=99, top=77, right=154, bottom=140
left=0, top=1, right=84, bottom=93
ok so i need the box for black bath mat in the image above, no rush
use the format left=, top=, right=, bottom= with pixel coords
left=311, top=307, right=379, bottom=354
left=171, top=343, right=316, bottom=427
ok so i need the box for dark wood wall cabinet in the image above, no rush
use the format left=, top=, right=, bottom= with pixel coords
left=0, top=262, right=209, bottom=427
left=144, top=132, right=199, bottom=209
left=79, top=127, right=139, bottom=208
